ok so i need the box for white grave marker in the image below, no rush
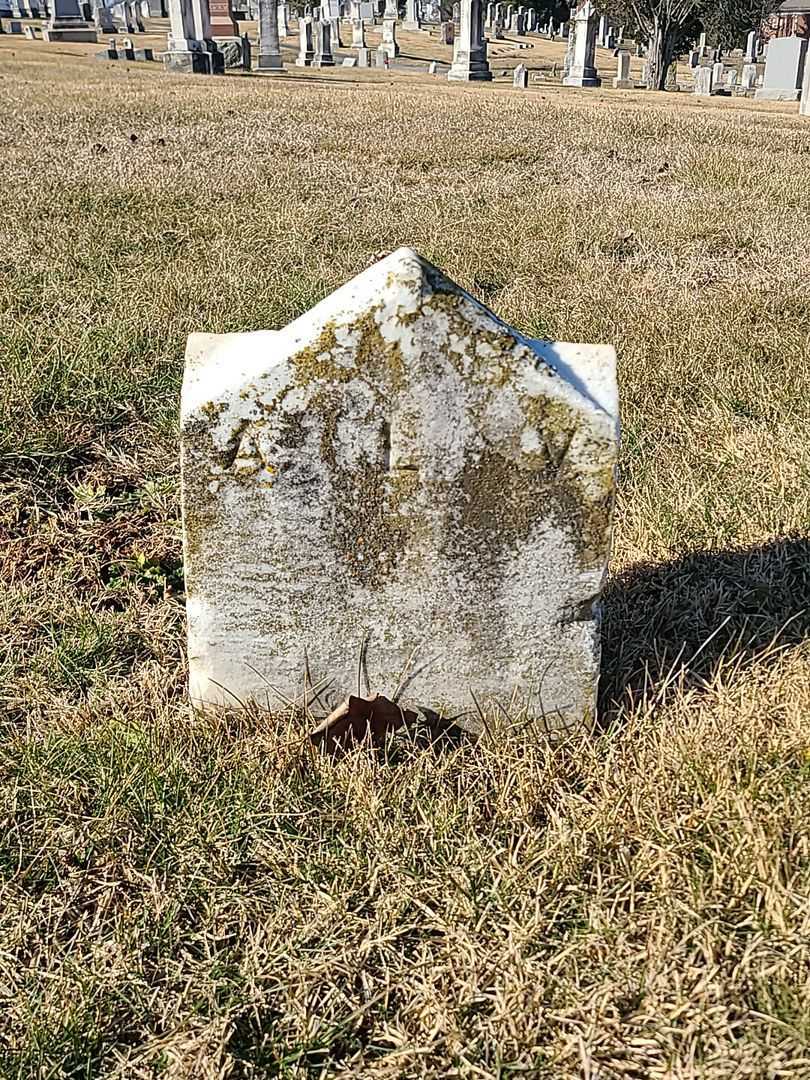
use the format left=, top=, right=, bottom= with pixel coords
left=181, top=249, right=619, bottom=733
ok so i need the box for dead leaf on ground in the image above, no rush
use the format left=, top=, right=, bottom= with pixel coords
left=309, top=693, right=415, bottom=755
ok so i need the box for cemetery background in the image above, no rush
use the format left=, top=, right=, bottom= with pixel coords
left=2, top=27, right=810, bottom=1079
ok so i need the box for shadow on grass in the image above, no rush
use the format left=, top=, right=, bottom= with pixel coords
left=598, top=537, right=810, bottom=722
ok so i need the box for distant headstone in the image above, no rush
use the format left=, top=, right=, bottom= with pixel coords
left=801, top=47, right=810, bottom=114
left=218, top=37, right=242, bottom=64
left=665, top=59, right=677, bottom=89
left=712, top=60, right=724, bottom=87
left=448, top=0, right=491, bottom=81
left=562, top=0, right=600, bottom=88
left=111, top=0, right=135, bottom=31
left=403, top=0, right=419, bottom=29
left=612, top=47, right=631, bottom=88
left=740, top=62, right=756, bottom=90
left=43, top=0, right=98, bottom=41
left=259, top=0, right=284, bottom=69
left=512, top=61, right=526, bottom=86
left=375, top=40, right=386, bottom=64
left=687, top=49, right=698, bottom=68
left=209, top=0, right=237, bottom=36
left=165, top=0, right=217, bottom=72
left=381, top=9, right=398, bottom=55
left=755, top=35, right=808, bottom=100
left=342, top=53, right=356, bottom=63
left=94, top=3, right=117, bottom=31
left=725, top=67, right=736, bottom=88
left=438, top=17, right=452, bottom=42
left=428, top=58, right=436, bottom=72
left=693, top=64, right=712, bottom=95
left=311, top=17, right=334, bottom=64
left=356, top=43, right=369, bottom=63
left=744, top=29, right=756, bottom=63
left=295, top=14, right=314, bottom=63
left=180, top=248, right=619, bottom=733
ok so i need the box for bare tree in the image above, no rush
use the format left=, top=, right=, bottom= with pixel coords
left=604, top=0, right=781, bottom=90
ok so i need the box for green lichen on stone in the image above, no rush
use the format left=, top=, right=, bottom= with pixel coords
left=200, top=399, right=227, bottom=421
left=288, top=310, right=405, bottom=394
left=288, top=323, right=348, bottom=386
left=352, top=310, right=406, bottom=391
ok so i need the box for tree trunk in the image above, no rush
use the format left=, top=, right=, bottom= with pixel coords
left=646, top=14, right=676, bottom=90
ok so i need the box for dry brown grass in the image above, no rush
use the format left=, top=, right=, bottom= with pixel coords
left=1, top=40, right=810, bottom=1079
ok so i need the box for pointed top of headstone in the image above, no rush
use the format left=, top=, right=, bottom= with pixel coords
left=184, top=247, right=617, bottom=429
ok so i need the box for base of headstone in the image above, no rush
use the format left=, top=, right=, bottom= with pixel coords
left=562, top=73, right=601, bottom=87
left=402, top=18, right=420, bottom=29
left=311, top=55, right=335, bottom=66
left=612, top=77, right=632, bottom=88
left=134, top=46, right=154, bottom=59
left=356, top=45, right=369, bottom=65
left=43, top=24, right=98, bottom=40
left=341, top=54, right=356, bottom=64
left=258, top=52, right=284, bottom=69
left=447, top=60, right=492, bottom=80
left=754, top=87, right=801, bottom=100
left=163, top=48, right=213, bottom=73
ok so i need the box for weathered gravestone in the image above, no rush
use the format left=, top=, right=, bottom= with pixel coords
left=512, top=61, right=527, bottom=86
left=802, top=48, right=810, bottom=114
left=181, top=249, right=619, bottom=733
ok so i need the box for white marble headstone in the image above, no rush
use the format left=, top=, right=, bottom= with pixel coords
left=181, top=249, right=619, bottom=732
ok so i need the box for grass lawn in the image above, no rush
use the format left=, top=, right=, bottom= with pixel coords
left=1, top=36, right=810, bottom=1078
